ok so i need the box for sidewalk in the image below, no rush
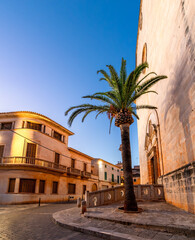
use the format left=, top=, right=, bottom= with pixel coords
left=53, top=202, right=195, bottom=240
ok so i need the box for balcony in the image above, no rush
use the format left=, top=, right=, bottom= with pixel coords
left=81, top=171, right=91, bottom=178
left=67, top=167, right=81, bottom=176
left=108, top=178, right=119, bottom=184
left=0, top=157, right=67, bottom=172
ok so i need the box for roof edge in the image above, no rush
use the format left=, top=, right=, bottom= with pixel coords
left=68, top=147, right=94, bottom=160
left=93, top=158, right=120, bottom=169
left=0, top=111, right=74, bottom=136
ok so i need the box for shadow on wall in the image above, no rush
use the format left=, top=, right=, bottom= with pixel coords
left=163, top=1, right=195, bottom=213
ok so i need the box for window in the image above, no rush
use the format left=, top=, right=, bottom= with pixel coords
left=43, top=125, right=46, bottom=133
left=27, top=121, right=42, bottom=131
left=1, top=122, right=12, bottom=130
left=134, top=179, right=136, bottom=182
left=19, top=179, right=36, bottom=193
left=55, top=153, right=60, bottom=165
left=104, top=172, right=107, bottom=180
left=105, top=165, right=107, bottom=168
left=68, top=183, right=76, bottom=194
left=83, top=163, right=87, bottom=172
left=142, top=43, right=147, bottom=74
left=26, top=143, right=36, bottom=164
left=112, top=167, right=114, bottom=170
left=139, top=12, right=143, bottom=30
left=53, top=131, right=62, bottom=141
left=117, top=176, right=120, bottom=184
left=8, top=178, right=16, bottom=192
left=39, top=180, right=45, bottom=193
left=117, top=169, right=119, bottom=172
left=121, top=169, right=123, bottom=171
left=112, top=174, right=114, bottom=182
left=83, top=185, right=86, bottom=195
left=71, top=159, right=75, bottom=169
left=0, top=145, right=4, bottom=163
left=52, top=181, right=58, bottom=194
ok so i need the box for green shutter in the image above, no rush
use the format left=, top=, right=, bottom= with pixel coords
left=104, top=172, right=107, bottom=180
left=112, top=174, right=114, bottom=182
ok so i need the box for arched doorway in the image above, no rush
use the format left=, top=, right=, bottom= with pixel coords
left=92, top=183, right=97, bottom=192
left=145, top=118, right=161, bottom=184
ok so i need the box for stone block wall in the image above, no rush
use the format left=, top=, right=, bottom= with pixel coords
left=158, top=162, right=195, bottom=213
left=136, top=0, right=195, bottom=213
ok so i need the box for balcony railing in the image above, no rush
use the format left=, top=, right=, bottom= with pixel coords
left=108, top=178, right=118, bottom=183
left=0, top=157, right=67, bottom=172
left=67, top=167, right=81, bottom=176
left=81, top=171, right=91, bottom=178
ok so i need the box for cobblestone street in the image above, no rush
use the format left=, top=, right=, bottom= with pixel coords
left=0, top=203, right=100, bottom=240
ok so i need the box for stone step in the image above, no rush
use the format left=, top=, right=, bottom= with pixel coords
left=53, top=208, right=194, bottom=240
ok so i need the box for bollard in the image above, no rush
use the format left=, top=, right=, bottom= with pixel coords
left=77, top=197, right=81, bottom=208
left=38, top=198, right=41, bottom=207
left=81, top=200, right=87, bottom=214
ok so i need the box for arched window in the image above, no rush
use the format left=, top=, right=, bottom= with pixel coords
left=139, top=12, right=143, bottom=30
left=142, top=43, right=147, bottom=74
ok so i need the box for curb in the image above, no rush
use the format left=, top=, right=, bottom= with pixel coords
left=84, top=214, right=195, bottom=238
left=52, top=209, right=195, bottom=239
left=52, top=212, right=146, bottom=240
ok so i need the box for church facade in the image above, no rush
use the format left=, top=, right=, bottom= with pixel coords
left=136, top=0, right=195, bottom=213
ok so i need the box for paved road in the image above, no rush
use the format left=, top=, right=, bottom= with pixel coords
left=0, top=203, right=101, bottom=240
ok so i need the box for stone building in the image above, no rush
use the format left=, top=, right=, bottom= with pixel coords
left=115, top=162, right=140, bottom=185
left=136, top=0, right=195, bottom=213
left=0, top=111, right=99, bottom=204
left=92, top=158, right=121, bottom=189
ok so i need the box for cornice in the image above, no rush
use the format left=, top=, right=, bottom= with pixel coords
left=0, top=111, right=74, bottom=136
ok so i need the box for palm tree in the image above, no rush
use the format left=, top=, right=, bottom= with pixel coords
left=65, top=59, right=167, bottom=211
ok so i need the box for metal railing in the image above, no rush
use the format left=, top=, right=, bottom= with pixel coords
left=0, top=157, right=67, bottom=171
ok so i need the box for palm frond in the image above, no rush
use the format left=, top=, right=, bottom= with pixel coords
left=66, top=104, right=110, bottom=126
left=120, top=58, right=126, bottom=85
left=137, top=75, right=167, bottom=93
left=82, top=94, right=118, bottom=108
left=65, top=58, right=167, bottom=131
left=109, top=116, right=114, bottom=133
left=106, top=64, right=122, bottom=97
left=131, top=110, right=140, bottom=120
left=97, top=70, right=114, bottom=89
left=133, top=105, right=157, bottom=110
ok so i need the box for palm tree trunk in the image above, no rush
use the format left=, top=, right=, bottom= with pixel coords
left=120, top=123, right=138, bottom=211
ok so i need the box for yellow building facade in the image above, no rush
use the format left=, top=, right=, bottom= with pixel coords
left=0, top=111, right=99, bottom=204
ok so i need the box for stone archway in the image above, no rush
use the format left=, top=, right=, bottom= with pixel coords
left=145, top=118, right=161, bottom=184
left=92, top=183, right=97, bottom=192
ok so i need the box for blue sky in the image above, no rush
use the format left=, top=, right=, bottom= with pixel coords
left=0, top=0, right=140, bottom=166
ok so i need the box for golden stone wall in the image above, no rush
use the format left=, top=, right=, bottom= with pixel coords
left=136, top=0, right=195, bottom=213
